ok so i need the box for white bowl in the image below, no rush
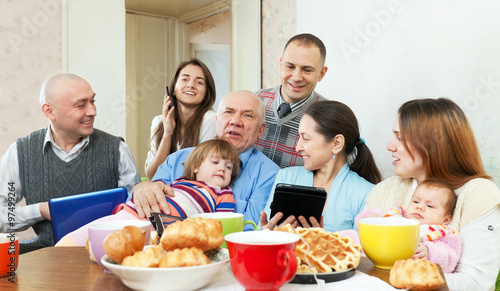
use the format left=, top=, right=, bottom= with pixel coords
left=101, top=248, right=229, bottom=291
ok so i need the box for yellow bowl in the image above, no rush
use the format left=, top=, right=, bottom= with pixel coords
left=359, top=217, right=419, bottom=269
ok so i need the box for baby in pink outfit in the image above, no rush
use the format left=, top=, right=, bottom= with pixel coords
left=355, top=179, right=461, bottom=273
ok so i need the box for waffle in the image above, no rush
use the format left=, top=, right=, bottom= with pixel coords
left=275, top=225, right=361, bottom=273
left=389, top=258, right=445, bottom=291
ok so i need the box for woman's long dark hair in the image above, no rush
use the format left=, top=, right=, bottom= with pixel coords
left=304, top=101, right=382, bottom=184
left=152, top=58, right=216, bottom=154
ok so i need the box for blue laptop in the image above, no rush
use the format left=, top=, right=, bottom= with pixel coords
left=49, top=187, right=128, bottom=243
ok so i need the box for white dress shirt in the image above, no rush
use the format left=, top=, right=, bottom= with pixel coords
left=0, top=126, right=140, bottom=232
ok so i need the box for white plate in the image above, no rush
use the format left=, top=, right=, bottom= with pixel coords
left=102, top=248, right=229, bottom=291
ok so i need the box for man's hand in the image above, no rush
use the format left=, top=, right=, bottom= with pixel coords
left=132, top=181, right=174, bottom=218
left=413, top=243, right=429, bottom=259
left=259, top=211, right=299, bottom=230
left=40, top=202, right=51, bottom=221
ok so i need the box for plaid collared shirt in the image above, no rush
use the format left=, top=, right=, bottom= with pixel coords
left=254, top=86, right=325, bottom=168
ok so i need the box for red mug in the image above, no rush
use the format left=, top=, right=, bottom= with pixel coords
left=0, top=234, right=19, bottom=278
left=225, top=231, right=300, bottom=291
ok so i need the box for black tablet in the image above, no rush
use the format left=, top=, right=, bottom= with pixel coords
left=270, top=183, right=327, bottom=226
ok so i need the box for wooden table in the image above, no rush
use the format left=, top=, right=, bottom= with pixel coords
left=0, top=247, right=448, bottom=290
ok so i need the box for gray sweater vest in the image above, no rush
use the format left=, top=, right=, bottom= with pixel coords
left=17, top=128, right=122, bottom=246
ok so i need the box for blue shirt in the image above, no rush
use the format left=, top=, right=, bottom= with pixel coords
left=153, top=147, right=280, bottom=229
left=263, top=163, right=374, bottom=232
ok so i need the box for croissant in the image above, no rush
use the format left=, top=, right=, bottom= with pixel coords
left=160, top=219, right=208, bottom=251
left=192, top=217, right=224, bottom=251
left=103, top=225, right=146, bottom=263
left=159, top=247, right=209, bottom=268
left=122, top=245, right=166, bottom=268
left=160, top=218, right=223, bottom=252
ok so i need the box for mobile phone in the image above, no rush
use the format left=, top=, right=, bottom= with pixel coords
left=165, top=86, right=172, bottom=109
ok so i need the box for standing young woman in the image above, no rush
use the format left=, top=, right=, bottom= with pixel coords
left=145, top=58, right=217, bottom=180
left=260, top=100, right=381, bottom=232
left=367, top=98, right=500, bottom=290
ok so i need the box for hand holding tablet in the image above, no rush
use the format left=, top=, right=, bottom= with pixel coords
left=270, top=183, right=327, bottom=226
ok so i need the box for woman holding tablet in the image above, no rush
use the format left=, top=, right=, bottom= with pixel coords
left=260, top=100, right=381, bottom=232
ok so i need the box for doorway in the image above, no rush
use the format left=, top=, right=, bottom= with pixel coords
left=124, top=1, right=260, bottom=177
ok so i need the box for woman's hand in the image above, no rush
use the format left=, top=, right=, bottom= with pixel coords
left=162, top=95, right=175, bottom=137
left=296, top=215, right=324, bottom=228
left=260, top=211, right=299, bottom=230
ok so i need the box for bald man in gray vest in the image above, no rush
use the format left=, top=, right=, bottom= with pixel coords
left=0, top=74, right=140, bottom=253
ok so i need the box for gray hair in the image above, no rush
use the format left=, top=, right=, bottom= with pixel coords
left=217, top=90, right=265, bottom=125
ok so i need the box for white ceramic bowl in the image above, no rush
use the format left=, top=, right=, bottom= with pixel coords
left=101, top=248, right=229, bottom=291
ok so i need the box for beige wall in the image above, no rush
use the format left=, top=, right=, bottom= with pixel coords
left=231, top=0, right=261, bottom=91
left=0, top=0, right=61, bottom=156
left=261, top=0, right=297, bottom=89
left=0, top=0, right=127, bottom=156
left=189, top=10, right=230, bottom=45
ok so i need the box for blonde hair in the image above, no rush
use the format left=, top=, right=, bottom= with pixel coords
left=183, top=139, right=240, bottom=185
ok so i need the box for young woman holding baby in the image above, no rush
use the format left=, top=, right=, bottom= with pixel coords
left=262, top=97, right=500, bottom=289
left=367, top=98, right=500, bottom=290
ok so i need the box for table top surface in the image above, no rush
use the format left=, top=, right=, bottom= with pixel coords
left=0, top=246, right=448, bottom=290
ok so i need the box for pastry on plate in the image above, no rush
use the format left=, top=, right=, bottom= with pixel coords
left=389, top=258, right=445, bottom=290
left=122, top=245, right=166, bottom=268
left=103, top=225, right=146, bottom=264
left=159, top=247, right=210, bottom=268
left=160, top=218, right=223, bottom=252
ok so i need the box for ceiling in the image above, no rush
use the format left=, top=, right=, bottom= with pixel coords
left=125, top=0, right=223, bottom=17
